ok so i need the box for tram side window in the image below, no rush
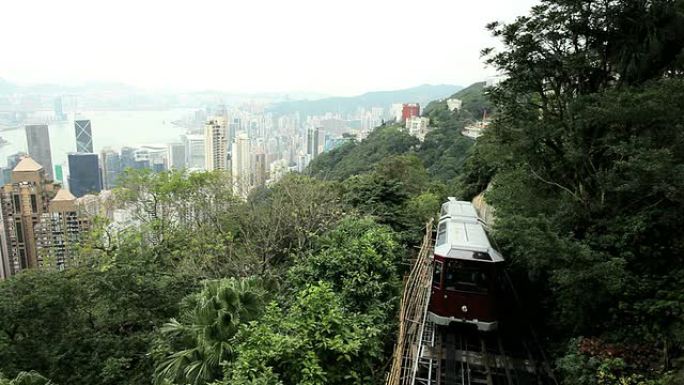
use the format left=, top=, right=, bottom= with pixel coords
left=432, top=261, right=442, bottom=288
left=444, top=260, right=488, bottom=294
left=435, top=222, right=447, bottom=246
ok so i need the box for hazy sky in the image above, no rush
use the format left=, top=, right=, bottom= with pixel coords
left=1, top=0, right=538, bottom=96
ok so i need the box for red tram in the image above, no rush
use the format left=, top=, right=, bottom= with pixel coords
left=428, top=199, right=504, bottom=331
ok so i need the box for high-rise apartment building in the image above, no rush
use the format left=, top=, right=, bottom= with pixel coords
left=74, top=120, right=94, bottom=153
left=168, top=142, right=186, bottom=169
left=0, top=157, right=88, bottom=277
left=68, top=153, right=102, bottom=198
left=204, top=119, right=228, bottom=171
left=34, top=188, right=89, bottom=270
left=231, top=132, right=251, bottom=197
left=25, top=125, right=54, bottom=179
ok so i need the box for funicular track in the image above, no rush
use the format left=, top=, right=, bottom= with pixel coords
left=412, top=321, right=556, bottom=385
left=387, top=222, right=557, bottom=385
left=386, top=220, right=434, bottom=385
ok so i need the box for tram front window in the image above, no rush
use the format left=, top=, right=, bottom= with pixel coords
left=444, top=260, right=488, bottom=294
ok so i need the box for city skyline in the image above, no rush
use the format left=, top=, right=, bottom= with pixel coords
left=0, top=0, right=539, bottom=96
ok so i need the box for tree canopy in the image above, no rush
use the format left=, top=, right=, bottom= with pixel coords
left=454, top=0, right=684, bottom=382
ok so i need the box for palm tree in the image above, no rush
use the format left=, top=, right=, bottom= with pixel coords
left=153, top=277, right=266, bottom=385
left=0, top=371, right=53, bottom=385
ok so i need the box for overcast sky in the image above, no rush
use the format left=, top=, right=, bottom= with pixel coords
left=1, top=0, right=538, bottom=96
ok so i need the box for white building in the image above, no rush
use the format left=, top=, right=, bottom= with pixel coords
left=231, top=132, right=251, bottom=197
left=204, top=118, right=228, bottom=171
left=447, top=98, right=463, bottom=112
left=462, top=121, right=490, bottom=139
left=405, top=116, right=431, bottom=141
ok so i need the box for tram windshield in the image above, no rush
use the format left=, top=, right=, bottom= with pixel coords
left=444, top=260, right=489, bottom=294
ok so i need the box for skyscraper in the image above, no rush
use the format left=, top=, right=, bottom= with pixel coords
left=74, top=120, right=94, bottom=153
left=229, top=118, right=240, bottom=145
left=25, top=125, right=53, bottom=179
left=0, top=157, right=88, bottom=277
left=253, top=152, right=267, bottom=187
left=68, top=153, right=102, bottom=198
left=54, top=97, right=66, bottom=121
left=100, top=148, right=122, bottom=189
left=307, top=127, right=320, bottom=158
left=231, top=132, right=251, bottom=197
left=168, top=142, right=186, bottom=169
left=204, top=119, right=228, bottom=171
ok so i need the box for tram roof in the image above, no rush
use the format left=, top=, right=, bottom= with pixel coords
left=434, top=217, right=504, bottom=263
left=440, top=197, right=480, bottom=222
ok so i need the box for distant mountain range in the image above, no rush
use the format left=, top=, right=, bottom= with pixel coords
left=267, top=84, right=462, bottom=116
left=0, top=78, right=461, bottom=114
left=0, top=78, right=329, bottom=101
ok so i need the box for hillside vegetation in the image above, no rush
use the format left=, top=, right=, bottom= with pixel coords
left=312, top=1, right=684, bottom=383
left=1, top=1, right=683, bottom=384
left=307, top=80, right=490, bottom=184
left=0, top=171, right=414, bottom=385
left=458, top=1, right=684, bottom=384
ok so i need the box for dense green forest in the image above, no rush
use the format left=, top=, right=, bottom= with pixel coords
left=1, top=1, right=683, bottom=384
left=0, top=170, right=418, bottom=385
left=466, top=1, right=684, bottom=383
left=312, top=0, right=684, bottom=383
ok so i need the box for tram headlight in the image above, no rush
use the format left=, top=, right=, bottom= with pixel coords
left=461, top=305, right=468, bottom=313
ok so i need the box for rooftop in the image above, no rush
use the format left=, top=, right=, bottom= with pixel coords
left=434, top=216, right=504, bottom=263
left=440, top=198, right=480, bottom=222
left=13, top=157, right=43, bottom=172
left=51, top=188, right=77, bottom=202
